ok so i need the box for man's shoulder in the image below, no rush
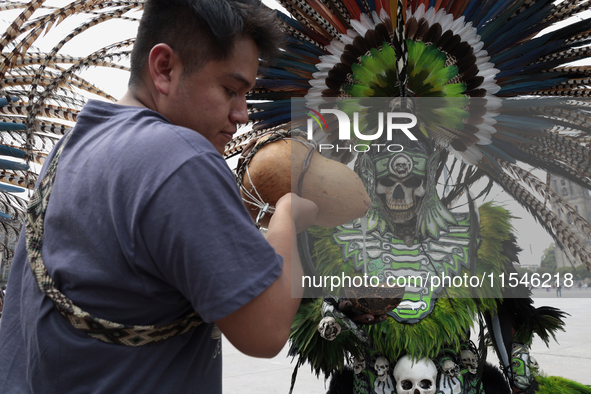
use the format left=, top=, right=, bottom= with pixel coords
left=77, top=100, right=219, bottom=162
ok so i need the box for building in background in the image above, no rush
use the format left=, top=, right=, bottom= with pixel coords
left=550, top=175, right=591, bottom=268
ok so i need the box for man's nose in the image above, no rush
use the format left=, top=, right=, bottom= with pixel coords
left=230, top=98, right=249, bottom=125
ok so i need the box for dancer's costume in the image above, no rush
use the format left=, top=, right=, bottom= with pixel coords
left=227, top=1, right=591, bottom=393
left=1, top=2, right=591, bottom=393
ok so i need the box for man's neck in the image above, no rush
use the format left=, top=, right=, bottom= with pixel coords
left=117, top=90, right=148, bottom=108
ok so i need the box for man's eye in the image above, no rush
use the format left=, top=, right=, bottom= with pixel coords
left=226, top=88, right=237, bottom=97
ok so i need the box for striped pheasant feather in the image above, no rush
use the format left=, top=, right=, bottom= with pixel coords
left=0, top=1, right=142, bottom=257
left=233, top=0, right=591, bottom=271
left=1, top=0, right=591, bottom=272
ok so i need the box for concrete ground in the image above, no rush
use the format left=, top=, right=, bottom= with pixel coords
left=222, top=290, right=591, bottom=393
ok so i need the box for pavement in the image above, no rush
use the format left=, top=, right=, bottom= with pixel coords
left=222, top=290, right=591, bottom=393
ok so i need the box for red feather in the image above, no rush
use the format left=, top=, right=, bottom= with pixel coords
left=307, top=0, right=348, bottom=34
left=341, top=0, right=363, bottom=20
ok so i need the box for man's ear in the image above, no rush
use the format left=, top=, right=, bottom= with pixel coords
left=149, top=43, right=180, bottom=96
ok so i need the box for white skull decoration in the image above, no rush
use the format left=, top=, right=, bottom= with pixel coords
left=441, top=359, right=460, bottom=378
left=393, top=355, right=437, bottom=394
left=376, top=153, right=426, bottom=224
left=317, top=317, right=341, bottom=341
left=353, top=356, right=366, bottom=375
left=529, top=355, right=539, bottom=371
left=374, top=357, right=390, bottom=382
left=460, top=349, right=478, bottom=375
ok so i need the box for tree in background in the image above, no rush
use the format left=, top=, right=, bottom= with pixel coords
left=575, top=266, right=591, bottom=280
left=538, top=244, right=557, bottom=275
left=516, top=267, right=531, bottom=279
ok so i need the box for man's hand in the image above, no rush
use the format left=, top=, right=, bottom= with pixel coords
left=275, top=193, right=318, bottom=234
left=337, top=298, right=388, bottom=325
left=216, top=193, right=317, bottom=358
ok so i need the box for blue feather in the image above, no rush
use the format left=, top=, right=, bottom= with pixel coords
left=0, top=97, right=19, bottom=107
left=481, top=144, right=515, bottom=165
left=0, top=122, right=27, bottom=131
left=0, top=159, right=28, bottom=171
left=284, top=35, right=326, bottom=57
left=249, top=100, right=292, bottom=111
left=353, top=0, right=366, bottom=13
left=472, top=0, right=523, bottom=30
left=365, top=0, right=376, bottom=13
left=462, top=0, right=484, bottom=21
left=258, top=66, right=302, bottom=80
left=480, top=0, right=551, bottom=46
left=252, top=113, right=292, bottom=130
left=488, top=138, right=530, bottom=161
left=491, top=39, right=563, bottom=67
left=491, top=16, right=591, bottom=56
left=247, top=92, right=300, bottom=100
left=273, top=58, right=319, bottom=74
left=0, top=182, right=24, bottom=194
left=496, top=61, right=564, bottom=79
left=249, top=107, right=291, bottom=120
left=255, top=79, right=310, bottom=90
left=494, top=115, right=554, bottom=133
left=0, top=145, right=25, bottom=158
left=275, top=10, right=329, bottom=47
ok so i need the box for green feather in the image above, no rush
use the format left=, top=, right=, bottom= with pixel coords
left=412, top=45, right=446, bottom=79
left=360, top=55, right=383, bottom=75
left=423, top=65, right=460, bottom=88
left=535, top=375, right=591, bottom=394
left=441, top=83, right=468, bottom=97
left=380, top=42, right=397, bottom=69
left=343, top=84, right=375, bottom=97
left=351, top=63, right=374, bottom=85
left=369, top=47, right=386, bottom=70
left=405, top=40, right=464, bottom=97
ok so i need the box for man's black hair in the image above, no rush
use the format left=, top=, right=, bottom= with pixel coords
left=129, top=0, right=282, bottom=86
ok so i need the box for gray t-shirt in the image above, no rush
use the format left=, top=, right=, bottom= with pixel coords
left=0, top=100, right=282, bottom=393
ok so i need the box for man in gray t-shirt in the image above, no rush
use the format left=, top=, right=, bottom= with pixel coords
left=0, top=1, right=318, bottom=393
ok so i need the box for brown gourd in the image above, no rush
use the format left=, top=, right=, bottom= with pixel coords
left=240, top=134, right=371, bottom=228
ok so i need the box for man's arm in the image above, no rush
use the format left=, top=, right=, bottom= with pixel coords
left=215, top=193, right=317, bottom=358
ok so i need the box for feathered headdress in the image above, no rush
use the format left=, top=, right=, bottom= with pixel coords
left=1, top=0, right=591, bottom=272
left=0, top=1, right=141, bottom=260
left=225, top=0, right=591, bottom=272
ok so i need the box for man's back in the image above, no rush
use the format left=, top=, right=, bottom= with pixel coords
left=0, top=100, right=283, bottom=393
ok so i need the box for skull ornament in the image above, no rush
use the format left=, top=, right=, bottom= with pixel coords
left=317, top=317, right=341, bottom=341
left=529, top=355, right=539, bottom=371
left=376, top=153, right=426, bottom=224
left=374, top=357, right=390, bottom=382
left=393, top=355, right=437, bottom=394
left=391, top=155, right=413, bottom=177
left=460, top=349, right=478, bottom=375
left=441, top=359, right=460, bottom=378
left=353, top=356, right=366, bottom=375
left=510, top=343, right=534, bottom=390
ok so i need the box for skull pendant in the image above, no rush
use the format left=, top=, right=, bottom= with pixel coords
left=376, top=153, right=426, bottom=224
left=393, top=355, right=437, bottom=394
left=460, top=349, right=478, bottom=375
left=317, top=317, right=341, bottom=341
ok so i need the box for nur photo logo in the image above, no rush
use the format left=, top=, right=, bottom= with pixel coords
left=305, top=106, right=418, bottom=153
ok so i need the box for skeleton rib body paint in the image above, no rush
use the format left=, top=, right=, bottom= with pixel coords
left=333, top=142, right=473, bottom=323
